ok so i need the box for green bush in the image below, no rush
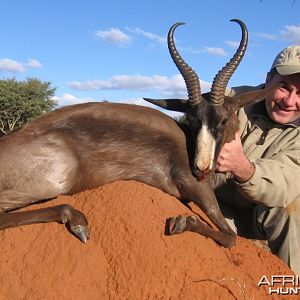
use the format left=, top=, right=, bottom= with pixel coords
left=0, top=78, right=57, bottom=136
left=174, top=114, right=188, bottom=125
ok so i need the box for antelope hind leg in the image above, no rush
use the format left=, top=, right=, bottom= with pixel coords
left=0, top=204, right=89, bottom=243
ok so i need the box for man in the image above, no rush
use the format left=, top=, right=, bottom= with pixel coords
left=215, top=45, right=300, bottom=275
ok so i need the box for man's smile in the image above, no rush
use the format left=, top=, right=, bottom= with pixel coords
left=275, top=102, right=297, bottom=112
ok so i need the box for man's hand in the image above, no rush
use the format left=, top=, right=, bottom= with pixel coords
left=216, top=131, right=254, bottom=183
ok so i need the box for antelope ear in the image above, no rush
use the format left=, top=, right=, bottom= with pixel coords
left=225, top=84, right=265, bottom=109
left=232, top=83, right=283, bottom=109
left=233, top=88, right=267, bottom=108
left=143, top=98, right=189, bottom=112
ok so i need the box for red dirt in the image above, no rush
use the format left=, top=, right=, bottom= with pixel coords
left=0, top=180, right=297, bottom=300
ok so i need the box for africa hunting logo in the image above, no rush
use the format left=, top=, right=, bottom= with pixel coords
left=258, top=275, right=300, bottom=295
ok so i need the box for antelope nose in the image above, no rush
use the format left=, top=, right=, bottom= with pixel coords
left=203, top=166, right=210, bottom=172
left=195, top=162, right=211, bottom=173
left=193, top=165, right=211, bottom=180
left=201, top=165, right=211, bottom=176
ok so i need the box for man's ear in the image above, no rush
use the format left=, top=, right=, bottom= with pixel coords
left=143, top=98, right=189, bottom=112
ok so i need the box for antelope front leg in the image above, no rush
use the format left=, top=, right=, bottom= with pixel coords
left=166, top=214, right=234, bottom=248
left=169, top=179, right=236, bottom=248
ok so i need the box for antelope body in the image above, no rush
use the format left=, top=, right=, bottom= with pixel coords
left=0, top=19, right=270, bottom=247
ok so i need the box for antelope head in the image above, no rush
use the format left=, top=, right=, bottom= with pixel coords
left=144, top=19, right=270, bottom=179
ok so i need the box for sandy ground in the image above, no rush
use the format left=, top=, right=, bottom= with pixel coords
left=0, top=180, right=296, bottom=300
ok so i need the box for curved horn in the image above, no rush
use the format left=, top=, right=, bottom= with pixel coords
left=168, top=22, right=203, bottom=106
left=210, top=19, right=248, bottom=106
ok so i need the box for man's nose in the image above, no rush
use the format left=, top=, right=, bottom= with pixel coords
left=283, top=90, right=297, bottom=107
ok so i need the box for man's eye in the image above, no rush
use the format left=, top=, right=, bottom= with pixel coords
left=279, top=86, right=289, bottom=92
left=279, top=82, right=290, bottom=91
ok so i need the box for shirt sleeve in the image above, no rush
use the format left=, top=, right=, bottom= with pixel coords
left=235, top=130, right=300, bottom=208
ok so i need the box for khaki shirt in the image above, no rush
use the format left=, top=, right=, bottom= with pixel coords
left=215, top=85, right=300, bottom=208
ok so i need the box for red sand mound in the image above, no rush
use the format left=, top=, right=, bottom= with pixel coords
left=0, top=181, right=296, bottom=300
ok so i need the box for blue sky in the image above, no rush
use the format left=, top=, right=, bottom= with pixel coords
left=1, top=0, right=300, bottom=116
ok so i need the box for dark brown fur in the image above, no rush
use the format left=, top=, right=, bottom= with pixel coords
left=0, top=101, right=241, bottom=246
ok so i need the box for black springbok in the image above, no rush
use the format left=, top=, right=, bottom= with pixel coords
left=0, top=20, right=271, bottom=247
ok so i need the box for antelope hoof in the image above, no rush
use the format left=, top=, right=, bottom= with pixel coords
left=167, top=215, right=187, bottom=235
left=69, top=224, right=90, bottom=244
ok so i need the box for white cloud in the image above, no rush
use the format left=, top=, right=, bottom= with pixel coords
left=204, top=47, right=227, bottom=56
left=53, top=93, right=98, bottom=107
left=224, top=40, right=240, bottom=48
left=128, top=27, right=166, bottom=46
left=0, top=58, right=42, bottom=73
left=256, top=32, right=277, bottom=40
left=68, top=74, right=184, bottom=95
left=95, top=28, right=131, bottom=46
left=280, top=24, right=300, bottom=44
left=68, top=74, right=212, bottom=98
left=255, top=24, right=300, bottom=43
left=52, top=93, right=183, bottom=118
left=0, top=58, right=26, bottom=73
left=124, top=97, right=184, bottom=118
left=25, top=58, right=43, bottom=68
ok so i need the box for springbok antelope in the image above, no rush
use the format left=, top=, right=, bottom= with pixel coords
left=0, top=19, right=271, bottom=247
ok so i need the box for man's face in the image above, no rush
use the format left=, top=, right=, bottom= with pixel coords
left=265, top=72, right=300, bottom=124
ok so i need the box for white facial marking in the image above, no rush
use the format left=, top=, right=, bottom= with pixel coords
left=195, top=124, right=216, bottom=171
